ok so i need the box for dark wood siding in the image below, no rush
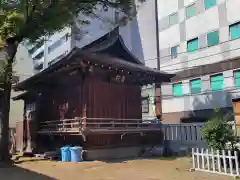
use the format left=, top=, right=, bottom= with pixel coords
left=36, top=84, right=83, bottom=122
left=87, top=79, right=141, bottom=119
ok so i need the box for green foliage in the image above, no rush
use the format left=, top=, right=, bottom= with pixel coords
left=0, top=0, right=135, bottom=43
left=200, top=107, right=236, bottom=150
left=156, top=114, right=162, bottom=121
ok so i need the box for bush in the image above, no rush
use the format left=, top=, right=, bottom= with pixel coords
left=156, top=114, right=162, bottom=121
left=200, top=107, right=236, bottom=150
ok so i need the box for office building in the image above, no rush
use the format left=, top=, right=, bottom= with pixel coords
left=158, top=0, right=240, bottom=123
left=26, top=27, right=72, bottom=73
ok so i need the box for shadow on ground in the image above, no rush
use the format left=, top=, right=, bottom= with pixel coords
left=0, top=164, right=55, bottom=180
left=14, top=158, right=46, bottom=164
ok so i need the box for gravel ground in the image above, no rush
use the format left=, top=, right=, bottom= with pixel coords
left=0, top=157, right=233, bottom=180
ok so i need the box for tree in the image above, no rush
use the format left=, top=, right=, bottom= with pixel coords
left=0, top=0, right=134, bottom=162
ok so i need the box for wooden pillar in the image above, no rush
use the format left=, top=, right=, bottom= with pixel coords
left=81, top=77, right=88, bottom=129
left=80, top=70, right=89, bottom=143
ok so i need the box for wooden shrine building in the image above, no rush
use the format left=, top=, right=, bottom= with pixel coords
left=13, top=28, right=174, bottom=159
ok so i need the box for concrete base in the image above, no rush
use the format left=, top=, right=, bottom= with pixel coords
left=85, top=146, right=164, bottom=161
left=164, top=140, right=207, bottom=156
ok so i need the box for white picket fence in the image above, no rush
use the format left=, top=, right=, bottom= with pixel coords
left=192, top=148, right=240, bottom=177
left=162, top=123, right=205, bottom=142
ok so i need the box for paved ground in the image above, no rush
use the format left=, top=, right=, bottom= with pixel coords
left=0, top=157, right=233, bottom=180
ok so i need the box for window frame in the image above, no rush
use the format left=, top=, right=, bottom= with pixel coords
left=187, top=38, right=199, bottom=52
left=169, top=12, right=178, bottom=26
left=190, top=78, right=202, bottom=94
left=186, top=3, right=196, bottom=19
left=29, top=40, right=44, bottom=54
left=234, top=70, right=240, bottom=88
left=210, top=74, right=224, bottom=91
left=172, top=82, right=183, bottom=97
left=229, top=22, right=240, bottom=40
left=33, top=51, right=44, bottom=60
left=171, top=45, right=179, bottom=59
left=207, top=30, right=220, bottom=47
left=141, top=96, right=149, bottom=113
left=204, top=0, right=217, bottom=10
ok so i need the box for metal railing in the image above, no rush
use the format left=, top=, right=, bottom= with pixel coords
left=37, top=117, right=162, bottom=134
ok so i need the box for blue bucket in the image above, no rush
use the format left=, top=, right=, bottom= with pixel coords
left=70, top=146, right=83, bottom=162
left=60, top=146, right=71, bottom=162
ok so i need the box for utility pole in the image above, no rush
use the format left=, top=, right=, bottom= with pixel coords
left=155, top=0, right=160, bottom=71
left=154, top=0, right=162, bottom=118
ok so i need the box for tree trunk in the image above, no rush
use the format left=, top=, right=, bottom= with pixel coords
left=0, top=59, right=13, bottom=162
left=0, top=38, right=19, bottom=162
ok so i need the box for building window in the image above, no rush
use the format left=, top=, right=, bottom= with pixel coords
left=29, top=40, right=44, bottom=54
left=141, top=96, right=149, bottom=113
left=171, top=46, right=178, bottom=59
left=210, top=74, right=224, bottom=91
left=204, top=0, right=216, bottom=9
left=173, top=82, right=183, bottom=97
left=230, top=22, right=240, bottom=40
left=169, top=13, right=178, bottom=26
left=190, top=79, right=202, bottom=94
left=186, top=4, right=196, bottom=19
left=187, top=38, right=198, bottom=52
left=207, top=30, right=219, bottom=46
left=234, top=71, right=240, bottom=88
left=33, top=51, right=44, bottom=60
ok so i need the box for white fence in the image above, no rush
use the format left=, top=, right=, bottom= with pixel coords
left=192, top=148, right=240, bottom=177
left=162, top=123, right=205, bottom=142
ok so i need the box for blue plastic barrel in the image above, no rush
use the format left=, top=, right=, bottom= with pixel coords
left=70, top=146, right=83, bottom=162
left=60, top=146, right=71, bottom=162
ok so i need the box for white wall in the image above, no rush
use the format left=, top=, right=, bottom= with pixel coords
left=185, top=6, right=219, bottom=40
left=159, top=25, right=180, bottom=49
left=158, top=0, right=178, bottom=19
left=10, top=44, right=34, bottom=128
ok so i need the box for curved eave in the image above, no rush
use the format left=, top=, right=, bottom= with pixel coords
left=82, top=27, right=142, bottom=64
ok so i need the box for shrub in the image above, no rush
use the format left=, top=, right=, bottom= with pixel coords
left=200, top=107, right=236, bottom=150
left=156, top=114, right=162, bottom=121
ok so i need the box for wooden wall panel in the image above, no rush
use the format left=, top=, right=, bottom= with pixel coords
left=36, top=84, right=83, bottom=122
left=87, top=79, right=141, bottom=119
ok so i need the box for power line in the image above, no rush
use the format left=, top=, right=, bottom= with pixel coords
left=143, top=37, right=239, bottom=62
left=156, top=74, right=237, bottom=85
left=144, top=84, right=240, bottom=100
left=153, top=46, right=240, bottom=72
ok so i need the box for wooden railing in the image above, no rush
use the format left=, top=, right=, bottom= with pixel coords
left=37, top=117, right=162, bottom=134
